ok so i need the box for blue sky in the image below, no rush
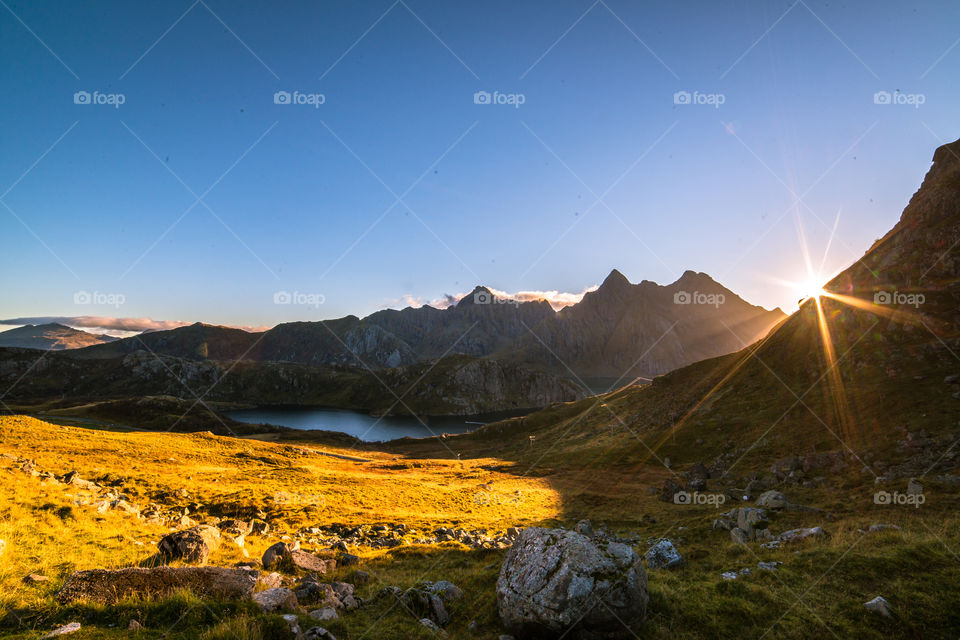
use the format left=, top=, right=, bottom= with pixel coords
left=1, top=0, right=957, bottom=332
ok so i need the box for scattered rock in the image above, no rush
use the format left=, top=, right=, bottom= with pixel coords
left=419, top=618, right=448, bottom=637
left=775, top=526, right=824, bottom=543
left=421, top=580, right=463, bottom=603
left=353, top=570, right=372, bottom=585
left=23, top=574, right=50, bottom=583
left=263, top=541, right=299, bottom=568
left=721, top=571, right=738, bottom=581
left=658, top=478, right=683, bottom=503
left=253, top=587, right=299, bottom=612
left=43, top=622, right=81, bottom=638
left=309, top=607, right=339, bottom=621
left=757, top=561, right=781, bottom=571
left=127, top=620, right=141, bottom=631
left=403, top=587, right=450, bottom=626
left=290, top=550, right=336, bottom=574
left=157, top=525, right=220, bottom=564
left=497, top=526, right=648, bottom=639
left=864, top=595, right=892, bottom=617
left=259, top=572, right=283, bottom=589
left=867, top=524, right=901, bottom=533
left=57, top=567, right=257, bottom=604
left=645, top=539, right=684, bottom=569
left=339, top=553, right=359, bottom=567
left=303, top=626, right=337, bottom=640
left=573, top=519, right=593, bottom=535
left=755, top=490, right=790, bottom=509
left=281, top=614, right=301, bottom=638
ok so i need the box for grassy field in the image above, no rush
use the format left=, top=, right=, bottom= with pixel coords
left=1, top=413, right=960, bottom=639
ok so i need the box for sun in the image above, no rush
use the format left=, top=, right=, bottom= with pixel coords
left=797, top=277, right=827, bottom=306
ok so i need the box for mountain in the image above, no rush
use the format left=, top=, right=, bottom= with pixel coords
left=434, top=137, right=960, bottom=478
left=70, top=322, right=262, bottom=360
left=0, top=323, right=119, bottom=350
left=507, top=269, right=785, bottom=381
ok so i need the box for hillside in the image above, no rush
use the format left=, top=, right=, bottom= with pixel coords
left=0, top=323, right=118, bottom=350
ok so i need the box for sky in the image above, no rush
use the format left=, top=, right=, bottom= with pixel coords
left=1, top=0, right=958, bottom=333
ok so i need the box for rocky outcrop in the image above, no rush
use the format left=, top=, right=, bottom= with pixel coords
left=497, top=526, right=648, bottom=639
left=56, top=567, right=257, bottom=604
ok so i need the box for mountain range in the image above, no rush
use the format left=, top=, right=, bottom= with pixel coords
left=69, top=271, right=784, bottom=384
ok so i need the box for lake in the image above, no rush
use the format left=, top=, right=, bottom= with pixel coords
left=224, top=406, right=528, bottom=442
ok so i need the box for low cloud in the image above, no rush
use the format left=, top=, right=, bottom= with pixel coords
left=391, top=285, right=598, bottom=311
left=0, top=316, right=269, bottom=336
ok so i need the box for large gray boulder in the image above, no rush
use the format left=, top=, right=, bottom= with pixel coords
left=497, top=527, right=648, bottom=639
left=56, top=567, right=256, bottom=604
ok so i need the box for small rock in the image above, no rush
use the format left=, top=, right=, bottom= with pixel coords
left=645, top=539, right=684, bottom=569
left=157, top=525, right=220, bottom=564
left=253, top=587, right=299, bottom=612
left=281, top=614, right=301, bottom=638
left=23, top=574, right=50, bottom=583
left=775, top=526, right=824, bottom=543
left=353, top=570, right=372, bottom=585
left=864, top=595, right=892, bottom=617
left=573, top=519, right=593, bottom=535
left=262, top=541, right=299, bottom=568
left=757, top=561, right=780, bottom=571
left=309, top=607, right=338, bottom=621
left=755, top=490, right=789, bottom=509
left=867, top=524, right=901, bottom=533
left=339, top=553, right=360, bottom=567
left=259, top=572, right=283, bottom=589
left=127, top=620, right=141, bottom=631
left=721, top=571, right=738, bottom=581
left=419, top=618, right=448, bottom=637
left=303, top=628, right=337, bottom=640
left=43, top=623, right=81, bottom=638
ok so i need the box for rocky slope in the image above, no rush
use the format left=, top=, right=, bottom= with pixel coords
left=0, top=323, right=118, bottom=350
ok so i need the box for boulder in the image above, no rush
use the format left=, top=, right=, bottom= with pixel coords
left=57, top=567, right=257, bottom=604
left=658, top=478, right=683, bottom=503
left=218, top=519, right=253, bottom=536
left=290, top=550, right=336, bottom=574
left=304, top=626, right=337, bottom=640
left=259, top=572, right=283, bottom=589
left=157, top=525, right=220, bottom=564
left=253, top=587, right=298, bottom=612
left=339, top=553, right=360, bottom=567
left=421, top=580, right=463, bottom=603
left=644, top=540, right=683, bottom=569
left=497, top=527, right=648, bottom=639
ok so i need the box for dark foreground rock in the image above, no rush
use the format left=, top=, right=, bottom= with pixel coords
left=57, top=566, right=257, bottom=604
left=157, top=525, right=220, bottom=564
left=497, top=526, right=648, bottom=639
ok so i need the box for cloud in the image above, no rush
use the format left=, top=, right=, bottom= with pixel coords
left=389, top=285, right=598, bottom=311
left=0, top=316, right=269, bottom=336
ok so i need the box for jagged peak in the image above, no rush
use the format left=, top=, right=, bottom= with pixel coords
left=601, top=268, right=631, bottom=288
left=456, top=286, right=493, bottom=307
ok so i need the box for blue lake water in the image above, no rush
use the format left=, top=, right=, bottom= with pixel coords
left=224, top=406, right=526, bottom=442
